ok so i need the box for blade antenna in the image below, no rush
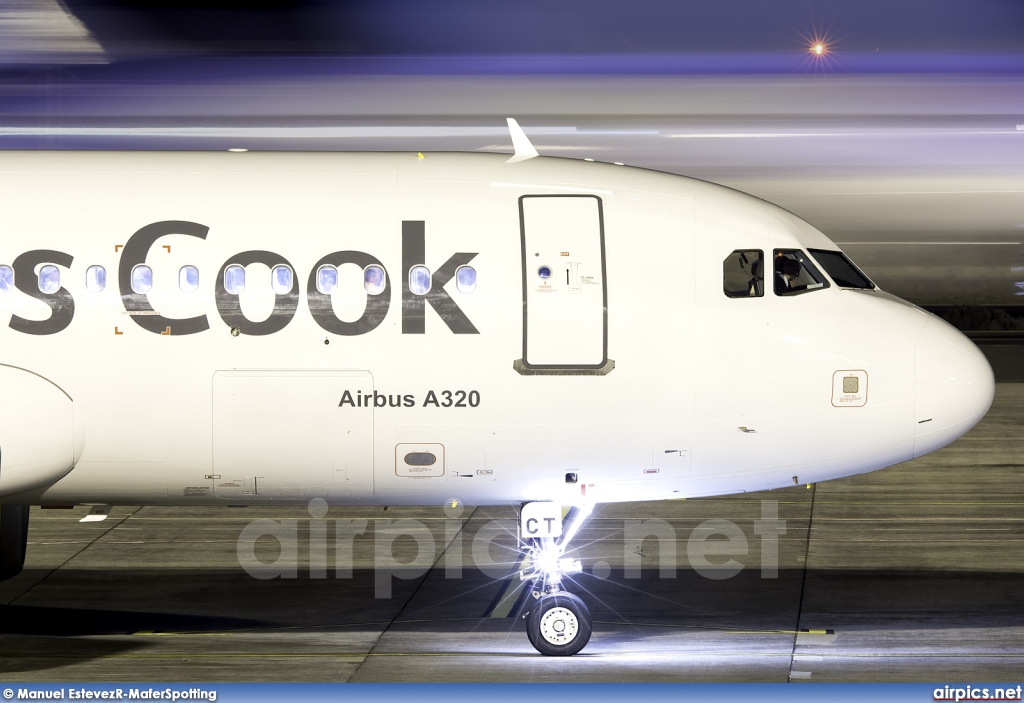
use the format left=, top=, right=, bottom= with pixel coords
left=505, top=118, right=539, bottom=164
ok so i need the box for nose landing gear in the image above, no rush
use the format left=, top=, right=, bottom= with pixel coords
left=520, top=504, right=594, bottom=656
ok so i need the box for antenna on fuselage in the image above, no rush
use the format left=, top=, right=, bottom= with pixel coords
left=505, top=118, right=539, bottom=164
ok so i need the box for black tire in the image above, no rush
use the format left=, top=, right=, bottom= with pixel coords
left=0, top=505, right=30, bottom=581
left=526, top=591, right=592, bottom=656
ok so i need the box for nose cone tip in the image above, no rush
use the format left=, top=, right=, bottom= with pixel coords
left=914, top=317, right=995, bottom=458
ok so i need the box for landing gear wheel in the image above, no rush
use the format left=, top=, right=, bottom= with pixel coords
left=0, top=505, right=29, bottom=581
left=526, top=592, right=592, bottom=656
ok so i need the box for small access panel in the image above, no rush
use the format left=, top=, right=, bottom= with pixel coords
left=832, top=370, right=868, bottom=407
left=212, top=370, right=374, bottom=500
left=515, top=195, right=613, bottom=375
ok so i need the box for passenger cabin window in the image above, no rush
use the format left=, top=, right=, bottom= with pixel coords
left=224, top=264, right=245, bottom=294
left=179, top=265, right=199, bottom=293
left=363, top=265, right=385, bottom=295
left=86, top=265, right=106, bottom=293
left=808, top=249, right=875, bottom=290
left=773, top=249, right=829, bottom=296
left=38, top=265, right=60, bottom=294
left=271, top=265, right=293, bottom=294
left=317, top=265, right=338, bottom=294
left=0, top=265, right=12, bottom=292
left=132, top=265, right=153, bottom=294
left=456, top=265, right=477, bottom=294
left=409, top=266, right=431, bottom=295
left=723, top=250, right=763, bottom=298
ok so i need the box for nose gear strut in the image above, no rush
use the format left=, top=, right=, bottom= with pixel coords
left=519, top=504, right=594, bottom=656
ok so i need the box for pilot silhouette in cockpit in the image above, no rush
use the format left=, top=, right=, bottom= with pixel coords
left=774, top=256, right=802, bottom=295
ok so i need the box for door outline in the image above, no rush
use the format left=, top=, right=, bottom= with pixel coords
left=514, top=194, right=615, bottom=376
left=212, top=369, right=374, bottom=500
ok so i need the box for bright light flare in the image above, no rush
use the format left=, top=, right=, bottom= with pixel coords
left=797, top=20, right=838, bottom=70
left=536, top=545, right=563, bottom=579
left=799, top=29, right=838, bottom=72
left=523, top=543, right=582, bottom=584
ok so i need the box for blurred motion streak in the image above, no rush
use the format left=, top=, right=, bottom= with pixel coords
left=0, top=0, right=105, bottom=65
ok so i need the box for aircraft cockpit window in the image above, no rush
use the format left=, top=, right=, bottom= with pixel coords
left=0, top=265, right=12, bottom=292
left=316, top=265, right=338, bottom=294
left=363, top=265, right=385, bottom=295
left=132, top=265, right=153, bottom=294
left=456, top=265, right=477, bottom=294
left=179, top=265, right=199, bottom=293
left=38, top=265, right=60, bottom=294
left=271, top=265, right=293, bottom=295
left=773, top=249, right=829, bottom=296
left=807, top=249, right=875, bottom=290
left=86, top=265, right=106, bottom=293
left=409, top=265, right=431, bottom=295
left=723, top=250, right=764, bottom=298
left=223, top=264, right=245, bottom=294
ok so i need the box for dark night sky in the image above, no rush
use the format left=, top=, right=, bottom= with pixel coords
left=63, top=0, right=1024, bottom=64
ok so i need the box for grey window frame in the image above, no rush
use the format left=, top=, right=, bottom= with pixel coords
left=808, top=249, right=875, bottom=290
left=271, top=264, right=294, bottom=295
left=179, top=265, right=200, bottom=293
left=224, top=264, right=245, bottom=294
left=773, top=249, right=830, bottom=297
left=132, top=264, right=154, bottom=294
left=363, top=265, right=386, bottom=295
left=723, top=249, right=764, bottom=299
left=409, top=265, right=431, bottom=295
left=38, top=265, right=60, bottom=294
left=86, top=265, right=106, bottom=293
left=455, top=265, right=477, bottom=294
left=316, top=265, right=338, bottom=295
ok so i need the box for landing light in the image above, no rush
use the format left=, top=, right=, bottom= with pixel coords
left=812, top=43, right=826, bottom=56
left=536, top=547, right=561, bottom=578
left=524, top=543, right=582, bottom=584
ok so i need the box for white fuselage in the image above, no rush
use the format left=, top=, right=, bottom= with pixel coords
left=0, top=152, right=995, bottom=507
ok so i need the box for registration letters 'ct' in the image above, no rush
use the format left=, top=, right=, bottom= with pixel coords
left=520, top=502, right=563, bottom=538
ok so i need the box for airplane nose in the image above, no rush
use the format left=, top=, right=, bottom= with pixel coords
left=914, top=316, right=995, bottom=458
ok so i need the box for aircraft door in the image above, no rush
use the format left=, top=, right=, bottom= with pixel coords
left=516, top=195, right=611, bottom=373
left=213, top=370, right=373, bottom=500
